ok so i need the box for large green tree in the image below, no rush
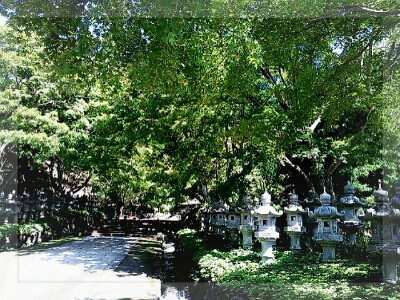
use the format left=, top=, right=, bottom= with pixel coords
left=1, top=1, right=399, bottom=210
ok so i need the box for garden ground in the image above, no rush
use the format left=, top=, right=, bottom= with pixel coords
left=0, top=236, right=162, bottom=300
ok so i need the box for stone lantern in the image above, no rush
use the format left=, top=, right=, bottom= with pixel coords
left=226, top=202, right=241, bottom=242
left=4, top=191, right=17, bottom=224
left=200, top=207, right=211, bottom=232
left=17, top=195, right=24, bottom=223
left=10, top=190, right=19, bottom=224
left=360, top=180, right=400, bottom=283
left=391, top=176, right=400, bottom=244
left=210, top=200, right=226, bottom=236
left=284, top=190, right=306, bottom=254
left=302, top=189, right=321, bottom=238
left=337, top=181, right=366, bottom=244
left=24, top=192, right=34, bottom=221
left=37, top=189, right=46, bottom=218
left=0, top=191, right=5, bottom=224
left=390, top=176, right=400, bottom=210
left=253, top=190, right=283, bottom=264
left=239, top=195, right=255, bottom=249
left=312, top=188, right=344, bottom=262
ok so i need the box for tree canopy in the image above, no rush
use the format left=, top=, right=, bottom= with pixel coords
left=0, top=1, right=399, bottom=212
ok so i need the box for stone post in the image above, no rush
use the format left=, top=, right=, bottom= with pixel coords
left=226, top=202, right=240, bottom=242
left=338, top=181, right=365, bottom=244
left=239, top=195, right=255, bottom=249
left=312, top=188, right=344, bottom=262
left=302, top=189, right=321, bottom=240
left=253, top=190, right=283, bottom=264
left=361, top=180, right=400, bottom=283
left=284, top=190, right=306, bottom=254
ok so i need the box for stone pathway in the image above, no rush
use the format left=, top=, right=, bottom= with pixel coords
left=0, top=236, right=161, bottom=300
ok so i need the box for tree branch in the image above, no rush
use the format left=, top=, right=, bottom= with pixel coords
left=261, top=67, right=276, bottom=85
left=246, top=95, right=260, bottom=107
left=308, top=116, right=321, bottom=132
left=71, top=172, right=92, bottom=194
left=282, top=155, right=314, bottom=189
left=278, top=67, right=288, bottom=88
left=325, top=158, right=344, bottom=177
left=261, top=67, right=290, bottom=111
left=341, top=5, right=400, bottom=17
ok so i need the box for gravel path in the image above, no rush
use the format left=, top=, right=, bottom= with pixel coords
left=0, top=236, right=161, bottom=300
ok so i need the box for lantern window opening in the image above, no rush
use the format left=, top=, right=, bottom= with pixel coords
left=244, top=215, right=248, bottom=220
left=230, top=216, right=234, bottom=221
left=263, top=220, right=268, bottom=226
left=291, top=216, right=296, bottom=221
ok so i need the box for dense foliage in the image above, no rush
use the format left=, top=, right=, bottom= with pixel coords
left=0, top=1, right=399, bottom=214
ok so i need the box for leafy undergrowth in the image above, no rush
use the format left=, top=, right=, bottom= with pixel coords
left=177, top=229, right=400, bottom=299
left=220, top=281, right=400, bottom=300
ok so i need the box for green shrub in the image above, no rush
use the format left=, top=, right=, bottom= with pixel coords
left=0, top=224, right=19, bottom=239
left=175, top=229, right=393, bottom=299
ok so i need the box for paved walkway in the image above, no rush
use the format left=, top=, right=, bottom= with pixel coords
left=0, top=236, right=161, bottom=300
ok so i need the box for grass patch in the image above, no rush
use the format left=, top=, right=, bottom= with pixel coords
left=16, top=236, right=81, bottom=254
left=115, top=237, right=162, bottom=278
left=177, top=229, right=400, bottom=299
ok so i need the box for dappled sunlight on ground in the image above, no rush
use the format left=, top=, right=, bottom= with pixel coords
left=17, top=237, right=138, bottom=281
left=0, top=236, right=161, bottom=299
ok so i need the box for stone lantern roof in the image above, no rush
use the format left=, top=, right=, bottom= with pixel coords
left=289, top=191, right=299, bottom=204
left=253, top=190, right=283, bottom=217
left=227, top=202, right=240, bottom=213
left=339, top=181, right=365, bottom=207
left=284, top=190, right=306, bottom=214
left=313, top=188, right=344, bottom=218
left=319, top=188, right=331, bottom=206
left=373, top=180, right=389, bottom=205
left=344, top=181, right=354, bottom=194
left=364, top=181, right=400, bottom=219
left=210, top=200, right=226, bottom=213
left=302, top=188, right=321, bottom=207
left=199, top=206, right=211, bottom=214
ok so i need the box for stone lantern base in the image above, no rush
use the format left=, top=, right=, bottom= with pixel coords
left=314, top=234, right=343, bottom=262
left=382, top=260, right=398, bottom=283
left=341, top=224, right=363, bottom=245
left=239, top=226, right=254, bottom=249
left=227, top=228, right=239, bottom=241
left=216, top=225, right=226, bottom=236
left=315, top=239, right=341, bottom=262
left=287, top=231, right=303, bottom=254
left=243, top=236, right=253, bottom=249
left=345, top=231, right=358, bottom=244
left=321, top=244, right=337, bottom=262
left=211, top=225, right=218, bottom=235
left=370, top=245, right=400, bottom=284
left=256, top=237, right=277, bottom=264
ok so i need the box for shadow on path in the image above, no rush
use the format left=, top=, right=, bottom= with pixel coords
left=114, top=237, right=162, bottom=279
